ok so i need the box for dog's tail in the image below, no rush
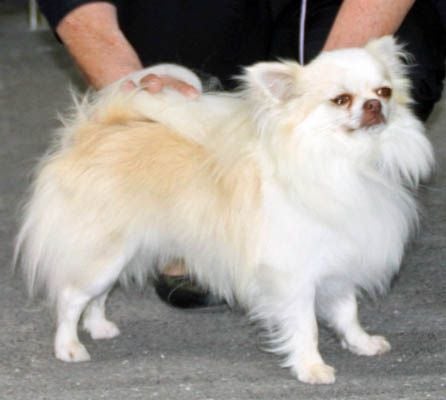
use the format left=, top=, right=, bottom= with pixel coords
left=13, top=87, right=141, bottom=306
left=14, top=154, right=74, bottom=305
left=14, top=65, right=205, bottom=305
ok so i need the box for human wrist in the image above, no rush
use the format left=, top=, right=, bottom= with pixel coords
left=323, top=0, right=415, bottom=51
left=56, top=2, right=143, bottom=89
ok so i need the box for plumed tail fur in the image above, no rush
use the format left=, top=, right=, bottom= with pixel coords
left=14, top=88, right=148, bottom=305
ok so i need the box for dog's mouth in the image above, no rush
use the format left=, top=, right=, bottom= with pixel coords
left=344, top=119, right=386, bottom=134
left=344, top=112, right=387, bottom=134
left=360, top=113, right=386, bottom=129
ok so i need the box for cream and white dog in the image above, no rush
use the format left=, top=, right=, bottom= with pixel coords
left=15, top=36, right=434, bottom=384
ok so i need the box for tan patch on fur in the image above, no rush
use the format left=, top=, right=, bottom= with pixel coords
left=55, top=110, right=262, bottom=278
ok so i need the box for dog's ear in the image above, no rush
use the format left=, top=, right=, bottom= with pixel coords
left=367, top=36, right=409, bottom=74
left=244, top=62, right=301, bottom=102
left=365, top=36, right=412, bottom=104
left=365, top=35, right=399, bottom=55
left=366, top=35, right=406, bottom=64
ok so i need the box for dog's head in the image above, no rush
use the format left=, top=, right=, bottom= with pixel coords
left=244, top=36, right=411, bottom=135
left=243, top=36, right=433, bottom=188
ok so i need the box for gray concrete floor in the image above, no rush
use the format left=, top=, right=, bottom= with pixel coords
left=1, top=5, right=445, bottom=400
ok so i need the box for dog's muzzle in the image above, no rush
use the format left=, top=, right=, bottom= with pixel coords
left=361, top=99, right=385, bottom=128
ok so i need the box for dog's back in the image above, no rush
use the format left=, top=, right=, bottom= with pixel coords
left=15, top=81, right=263, bottom=307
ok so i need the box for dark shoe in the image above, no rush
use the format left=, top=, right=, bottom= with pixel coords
left=154, top=274, right=226, bottom=309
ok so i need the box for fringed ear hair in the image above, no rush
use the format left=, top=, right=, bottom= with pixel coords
left=365, top=36, right=412, bottom=104
left=243, top=61, right=302, bottom=103
left=366, top=35, right=411, bottom=68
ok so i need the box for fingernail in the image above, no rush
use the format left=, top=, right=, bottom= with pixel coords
left=186, top=88, right=200, bottom=99
left=146, top=80, right=162, bottom=93
left=121, top=80, right=136, bottom=92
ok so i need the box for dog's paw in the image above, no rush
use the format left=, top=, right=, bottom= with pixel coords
left=342, top=334, right=391, bottom=356
left=296, top=363, right=336, bottom=385
left=83, top=319, right=121, bottom=340
left=55, top=340, right=91, bottom=362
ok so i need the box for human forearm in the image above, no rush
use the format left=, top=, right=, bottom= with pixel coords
left=56, top=2, right=142, bottom=89
left=323, top=0, right=415, bottom=50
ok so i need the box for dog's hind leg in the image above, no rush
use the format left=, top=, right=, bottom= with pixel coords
left=82, top=289, right=120, bottom=340
left=54, top=252, right=128, bottom=362
left=54, top=286, right=93, bottom=362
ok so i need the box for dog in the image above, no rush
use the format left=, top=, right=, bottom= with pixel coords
left=15, top=36, right=434, bottom=384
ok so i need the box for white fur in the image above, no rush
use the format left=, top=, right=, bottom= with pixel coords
left=15, top=36, right=434, bottom=384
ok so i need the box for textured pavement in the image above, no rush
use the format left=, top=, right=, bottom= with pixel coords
left=1, top=4, right=445, bottom=400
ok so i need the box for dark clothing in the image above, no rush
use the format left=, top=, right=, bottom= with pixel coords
left=38, top=0, right=446, bottom=120
left=432, top=0, right=446, bottom=28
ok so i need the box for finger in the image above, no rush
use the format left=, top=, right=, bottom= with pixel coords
left=140, top=74, right=163, bottom=94
left=139, top=73, right=201, bottom=98
left=160, top=75, right=200, bottom=99
left=120, top=80, right=137, bottom=92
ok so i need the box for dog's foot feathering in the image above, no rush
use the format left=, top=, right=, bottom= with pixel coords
left=295, top=363, right=336, bottom=385
left=55, top=339, right=91, bottom=362
left=83, top=318, right=121, bottom=340
left=342, top=334, right=391, bottom=356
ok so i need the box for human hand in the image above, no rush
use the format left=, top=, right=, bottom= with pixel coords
left=121, top=73, right=200, bottom=99
left=141, top=74, right=200, bottom=98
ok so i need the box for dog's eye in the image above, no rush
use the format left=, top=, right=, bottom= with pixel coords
left=331, top=94, right=353, bottom=107
left=375, top=87, right=392, bottom=99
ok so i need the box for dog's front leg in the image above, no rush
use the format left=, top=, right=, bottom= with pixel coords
left=317, top=289, right=391, bottom=356
left=286, top=289, right=336, bottom=384
left=255, top=284, right=336, bottom=384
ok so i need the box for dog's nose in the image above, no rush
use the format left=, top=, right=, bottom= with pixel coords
left=363, top=99, right=382, bottom=114
left=361, top=99, right=384, bottom=128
